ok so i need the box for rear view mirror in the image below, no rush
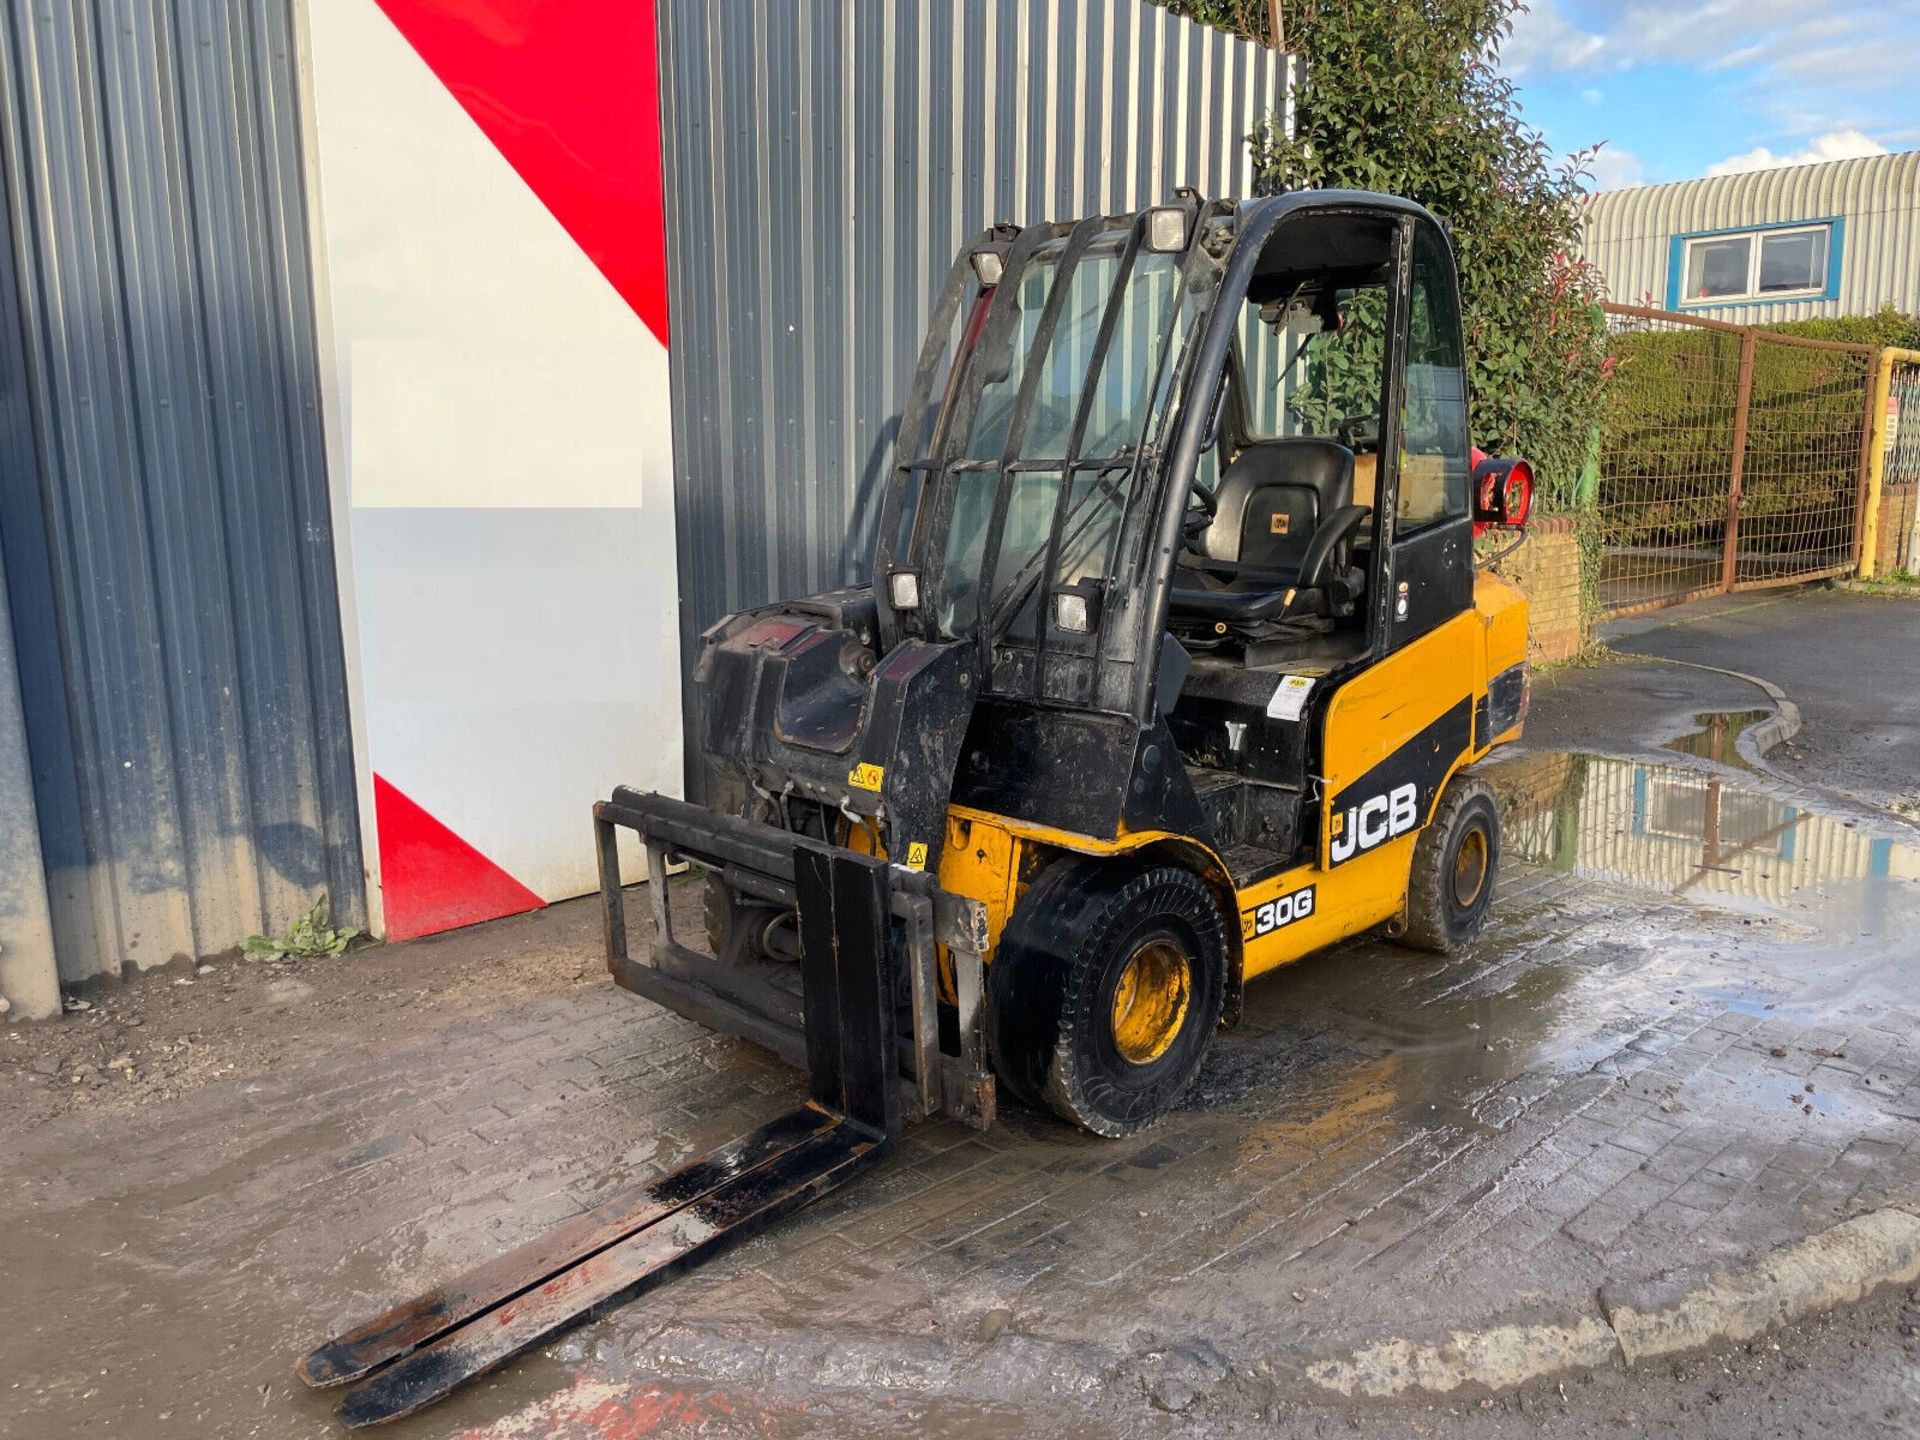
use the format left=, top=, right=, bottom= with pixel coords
left=1472, top=456, right=1534, bottom=529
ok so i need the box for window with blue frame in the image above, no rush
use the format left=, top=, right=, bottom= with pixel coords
left=1669, top=218, right=1842, bottom=308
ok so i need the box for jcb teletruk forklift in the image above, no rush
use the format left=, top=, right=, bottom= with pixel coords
left=301, top=190, right=1534, bottom=1425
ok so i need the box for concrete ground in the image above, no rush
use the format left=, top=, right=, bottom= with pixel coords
left=5, top=602, right=1920, bottom=1439
left=1605, top=585, right=1920, bottom=819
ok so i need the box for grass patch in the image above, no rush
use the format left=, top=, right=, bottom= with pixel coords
left=1842, top=570, right=1920, bottom=597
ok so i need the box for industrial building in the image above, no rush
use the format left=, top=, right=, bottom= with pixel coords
left=1581, top=150, right=1920, bottom=322
left=0, top=0, right=1292, bottom=1018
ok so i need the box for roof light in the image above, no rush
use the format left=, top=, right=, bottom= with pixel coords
left=970, top=250, right=1004, bottom=287
left=1145, top=207, right=1188, bottom=253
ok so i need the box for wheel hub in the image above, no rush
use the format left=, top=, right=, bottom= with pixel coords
left=1452, top=826, right=1490, bottom=908
left=1110, top=939, right=1192, bottom=1066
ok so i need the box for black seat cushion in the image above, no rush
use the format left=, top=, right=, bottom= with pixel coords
left=1199, top=438, right=1356, bottom=580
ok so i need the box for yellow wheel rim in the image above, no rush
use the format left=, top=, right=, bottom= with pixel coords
left=1110, top=939, right=1192, bottom=1066
left=1453, top=826, right=1490, bottom=909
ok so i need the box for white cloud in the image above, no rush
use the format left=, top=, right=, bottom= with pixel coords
left=1503, top=1, right=1910, bottom=183
left=1704, top=128, right=1889, bottom=176
left=1503, top=1, right=1606, bottom=75
left=1586, top=143, right=1647, bottom=190
left=1508, top=0, right=1867, bottom=78
left=1503, top=0, right=1896, bottom=106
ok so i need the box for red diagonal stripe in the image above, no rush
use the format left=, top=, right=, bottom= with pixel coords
left=374, top=774, right=545, bottom=941
left=374, top=0, right=670, bottom=345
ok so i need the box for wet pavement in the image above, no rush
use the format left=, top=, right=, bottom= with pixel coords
left=1664, top=709, right=1771, bottom=770
left=6, top=697, right=1920, bottom=1436
left=1607, top=587, right=1920, bottom=818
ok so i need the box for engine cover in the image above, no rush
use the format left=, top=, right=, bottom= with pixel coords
left=692, top=587, right=979, bottom=874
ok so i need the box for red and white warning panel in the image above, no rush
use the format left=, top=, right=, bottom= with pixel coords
left=303, top=0, right=680, bottom=938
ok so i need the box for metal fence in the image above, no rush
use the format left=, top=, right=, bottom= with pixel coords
left=1596, top=303, right=1877, bottom=615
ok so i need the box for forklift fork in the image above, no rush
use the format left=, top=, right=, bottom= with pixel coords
left=595, top=788, right=995, bottom=1129
left=296, top=802, right=985, bottom=1427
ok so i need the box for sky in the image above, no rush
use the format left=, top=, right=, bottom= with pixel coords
left=1498, top=0, right=1920, bottom=191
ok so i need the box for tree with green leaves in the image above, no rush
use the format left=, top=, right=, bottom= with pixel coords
left=1153, top=0, right=1275, bottom=43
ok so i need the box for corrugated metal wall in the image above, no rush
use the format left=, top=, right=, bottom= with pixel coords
left=658, top=0, right=1294, bottom=691
left=0, top=0, right=363, bottom=984
left=0, top=100, right=58, bottom=1018
left=1581, top=152, right=1920, bottom=322
left=0, top=537, right=57, bottom=1019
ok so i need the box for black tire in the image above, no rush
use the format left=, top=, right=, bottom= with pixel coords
left=703, top=875, right=784, bottom=962
left=1401, top=773, right=1501, bottom=954
left=987, top=860, right=1227, bottom=1138
left=702, top=873, right=735, bottom=957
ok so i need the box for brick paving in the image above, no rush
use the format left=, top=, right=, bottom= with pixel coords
left=3, top=757, right=1919, bottom=1439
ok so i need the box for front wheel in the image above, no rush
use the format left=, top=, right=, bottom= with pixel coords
left=987, top=860, right=1227, bottom=1138
left=1400, top=773, right=1501, bottom=954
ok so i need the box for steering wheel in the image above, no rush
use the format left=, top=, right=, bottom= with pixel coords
left=1337, top=414, right=1380, bottom=452
left=1181, top=477, right=1217, bottom=544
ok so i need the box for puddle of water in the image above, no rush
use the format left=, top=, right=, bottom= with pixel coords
left=1664, top=708, right=1774, bottom=770
left=1171, top=754, right=1920, bottom=1217
left=1492, top=749, right=1920, bottom=920
left=1488, top=748, right=1920, bottom=1033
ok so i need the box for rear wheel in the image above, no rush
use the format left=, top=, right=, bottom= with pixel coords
left=1401, top=773, right=1501, bottom=954
left=987, top=860, right=1227, bottom=1138
left=702, top=874, right=734, bottom=957
left=703, top=875, right=789, bottom=962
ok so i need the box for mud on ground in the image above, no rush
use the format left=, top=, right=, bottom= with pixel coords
left=6, top=675, right=1920, bottom=1440
left=0, top=883, right=705, bottom=1128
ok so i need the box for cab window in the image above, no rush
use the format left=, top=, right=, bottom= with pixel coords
left=1399, top=228, right=1471, bottom=532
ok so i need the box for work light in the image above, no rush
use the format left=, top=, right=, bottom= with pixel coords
left=970, top=250, right=1004, bottom=287
left=1052, top=580, right=1102, bottom=634
left=1145, top=207, right=1188, bottom=253
left=1471, top=455, right=1535, bottom=530
left=888, top=570, right=921, bottom=610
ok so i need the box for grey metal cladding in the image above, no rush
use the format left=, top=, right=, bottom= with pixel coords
left=657, top=0, right=1293, bottom=719
left=1581, top=152, right=1920, bottom=321
left=0, top=0, right=362, bottom=982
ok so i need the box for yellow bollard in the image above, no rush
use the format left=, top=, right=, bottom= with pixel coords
left=1860, top=347, right=1920, bottom=580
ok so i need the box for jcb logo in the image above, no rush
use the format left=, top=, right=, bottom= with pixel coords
left=1330, top=782, right=1418, bottom=865
left=1243, top=885, right=1315, bottom=940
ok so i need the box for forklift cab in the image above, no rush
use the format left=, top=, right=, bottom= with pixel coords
left=1174, top=206, right=1475, bottom=662
left=869, top=191, right=1498, bottom=877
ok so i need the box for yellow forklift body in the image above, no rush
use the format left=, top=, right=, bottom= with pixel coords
left=936, top=573, right=1531, bottom=983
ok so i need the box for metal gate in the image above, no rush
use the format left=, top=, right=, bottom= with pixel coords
left=1597, top=303, right=1877, bottom=616
left=0, top=0, right=363, bottom=985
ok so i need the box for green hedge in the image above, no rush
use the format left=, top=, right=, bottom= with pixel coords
left=1762, top=305, right=1920, bottom=351
left=1145, top=0, right=1273, bottom=41
left=1601, top=327, right=1871, bottom=554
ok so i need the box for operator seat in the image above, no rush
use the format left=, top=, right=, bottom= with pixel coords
left=1197, top=438, right=1356, bottom=582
